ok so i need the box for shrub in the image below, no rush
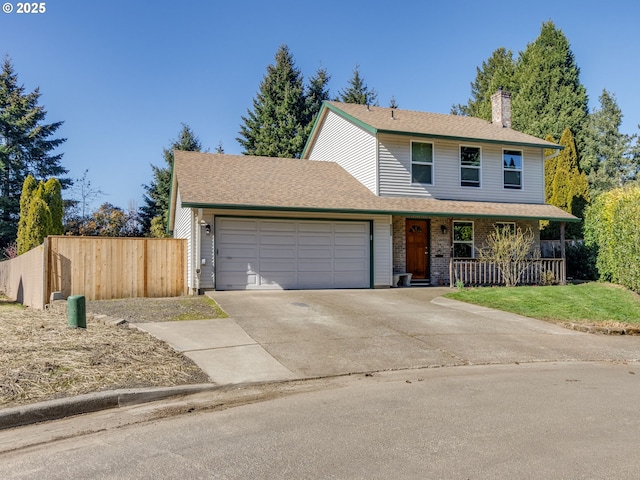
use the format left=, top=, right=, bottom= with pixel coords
left=478, top=226, right=539, bottom=287
left=584, top=185, right=640, bottom=292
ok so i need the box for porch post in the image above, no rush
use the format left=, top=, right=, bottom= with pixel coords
left=560, top=222, right=566, bottom=285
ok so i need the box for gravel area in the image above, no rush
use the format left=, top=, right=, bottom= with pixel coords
left=86, top=296, right=227, bottom=323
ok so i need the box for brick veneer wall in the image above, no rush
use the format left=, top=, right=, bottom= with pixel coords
left=392, top=216, right=541, bottom=286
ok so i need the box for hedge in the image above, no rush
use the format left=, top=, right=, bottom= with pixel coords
left=584, top=186, right=640, bottom=293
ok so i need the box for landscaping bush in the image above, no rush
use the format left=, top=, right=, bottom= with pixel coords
left=584, top=185, right=640, bottom=292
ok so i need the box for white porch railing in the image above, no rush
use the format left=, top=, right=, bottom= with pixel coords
left=450, top=258, right=566, bottom=287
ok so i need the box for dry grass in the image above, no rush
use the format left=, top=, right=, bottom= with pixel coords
left=0, top=299, right=210, bottom=409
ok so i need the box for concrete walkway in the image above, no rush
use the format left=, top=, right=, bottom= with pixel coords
left=135, top=319, right=297, bottom=384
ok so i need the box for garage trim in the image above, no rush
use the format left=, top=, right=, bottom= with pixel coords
left=214, top=215, right=374, bottom=290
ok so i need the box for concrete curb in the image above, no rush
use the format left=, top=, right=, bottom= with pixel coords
left=0, top=383, right=218, bottom=431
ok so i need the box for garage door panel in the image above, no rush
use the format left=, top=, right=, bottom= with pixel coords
left=298, top=272, right=336, bottom=287
left=259, top=272, right=296, bottom=288
left=298, top=235, right=332, bottom=246
left=259, top=234, right=296, bottom=246
left=298, top=259, right=334, bottom=272
left=218, top=219, right=258, bottom=231
left=216, top=218, right=370, bottom=290
left=335, top=223, right=368, bottom=233
left=219, top=233, right=259, bottom=245
left=259, top=247, right=297, bottom=259
left=298, top=222, right=332, bottom=233
left=334, top=273, right=368, bottom=286
left=298, top=247, right=333, bottom=259
left=334, top=246, right=368, bottom=259
left=334, top=259, right=368, bottom=271
left=259, top=221, right=297, bottom=232
left=260, top=259, right=297, bottom=271
left=218, top=272, right=260, bottom=288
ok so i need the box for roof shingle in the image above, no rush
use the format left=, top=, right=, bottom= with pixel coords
left=318, top=101, right=561, bottom=150
left=171, top=151, right=578, bottom=224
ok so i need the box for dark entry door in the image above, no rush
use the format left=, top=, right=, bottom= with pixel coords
left=406, top=219, right=429, bottom=280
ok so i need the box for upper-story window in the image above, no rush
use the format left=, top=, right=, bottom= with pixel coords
left=460, top=146, right=481, bottom=187
left=503, top=150, right=523, bottom=189
left=411, top=141, right=433, bottom=184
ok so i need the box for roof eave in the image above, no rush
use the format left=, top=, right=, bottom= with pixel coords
left=180, top=202, right=580, bottom=222
left=376, top=129, right=564, bottom=150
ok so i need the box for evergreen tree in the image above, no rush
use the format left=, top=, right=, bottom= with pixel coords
left=303, top=67, right=331, bottom=137
left=544, top=134, right=558, bottom=203
left=23, top=195, right=51, bottom=253
left=512, top=22, right=589, bottom=152
left=16, top=175, right=64, bottom=253
left=16, top=175, right=38, bottom=254
left=140, top=124, right=201, bottom=236
left=237, top=45, right=307, bottom=158
left=542, top=128, right=589, bottom=239
left=42, top=178, right=63, bottom=235
left=337, top=65, right=378, bottom=106
left=582, top=89, right=637, bottom=195
left=451, top=47, right=515, bottom=118
left=0, top=57, right=68, bottom=247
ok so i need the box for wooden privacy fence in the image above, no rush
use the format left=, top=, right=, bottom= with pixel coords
left=48, top=236, right=187, bottom=301
left=0, top=236, right=187, bottom=308
left=450, top=258, right=565, bottom=287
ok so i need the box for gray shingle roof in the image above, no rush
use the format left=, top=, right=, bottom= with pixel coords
left=171, top=151, right=578, bottom=227
left=313, top=101, right=561, bottom=150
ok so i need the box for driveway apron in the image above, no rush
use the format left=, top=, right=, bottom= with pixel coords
left=207, top=288, right=640, bottom=379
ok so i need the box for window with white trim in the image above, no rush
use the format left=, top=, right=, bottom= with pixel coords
left=503, top=149, right=522, bottom=189
left=411, top=141, right=433, bottom=184
left=460, top=146, right=481, bottom=187
left=453, top=221, right=474, bottom=258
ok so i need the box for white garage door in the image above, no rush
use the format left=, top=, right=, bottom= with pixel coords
left=215, top=218, right=370, bottom=290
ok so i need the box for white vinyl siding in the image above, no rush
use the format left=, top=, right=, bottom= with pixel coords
left=378, top=134, right=544, bottom=203
left=199, top=215, right=214, bottom=289
left=173, top=189, right=195, bottom=289
left=373, top=217, right=393, bottom=287
left=307, top=110, right=378, bottom=194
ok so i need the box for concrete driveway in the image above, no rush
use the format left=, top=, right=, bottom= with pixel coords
left=204, top=288, right=640, bottom=380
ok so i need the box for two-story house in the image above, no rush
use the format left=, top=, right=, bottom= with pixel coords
left=169, top=91, right=578, bottom=292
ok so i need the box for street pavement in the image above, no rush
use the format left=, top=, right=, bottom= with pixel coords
left=2, top=362, right=640, bottom=479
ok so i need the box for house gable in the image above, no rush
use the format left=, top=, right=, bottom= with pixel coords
left=305, top=108, right=378, bottom=194
left=303, top=101, right=559, bottom=205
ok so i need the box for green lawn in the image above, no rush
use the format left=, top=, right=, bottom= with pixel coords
left=445, top=282, right=640, bottom=326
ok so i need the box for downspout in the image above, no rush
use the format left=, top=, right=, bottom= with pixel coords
left=195, top=208, right=202, bottom=294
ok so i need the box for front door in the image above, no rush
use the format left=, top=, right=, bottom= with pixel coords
left=406, top=219, right=429, bottom=280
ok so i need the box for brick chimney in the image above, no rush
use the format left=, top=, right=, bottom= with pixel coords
left=491, top=89, right=511, bottom=128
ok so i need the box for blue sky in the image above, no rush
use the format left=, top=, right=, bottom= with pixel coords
left=1, top=0, right=638, bottom=210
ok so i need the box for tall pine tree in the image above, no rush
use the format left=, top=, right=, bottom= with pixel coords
left=0, top=57, right=68, bottom=247
left=237, top=45, right=307, bottom=158
left=140, top=124, right=201, bottom=236
left=303, top=67, right=331, bottom=139
left=336, top=65, right=378, bottom=106
left=451, top=47, right=515, bottom=118
left=542, top=128, right=590, bottom=239
left=582, top=89, right=637, bottom=195
left=512, top=22, right=589, bottom=152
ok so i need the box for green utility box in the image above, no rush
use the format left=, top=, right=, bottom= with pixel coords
left=67, top=295, right=86, bottom=329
